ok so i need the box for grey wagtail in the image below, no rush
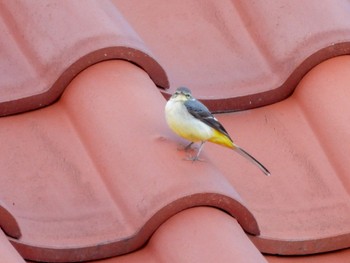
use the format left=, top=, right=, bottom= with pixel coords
left=165, top=87, right=270, bottom=176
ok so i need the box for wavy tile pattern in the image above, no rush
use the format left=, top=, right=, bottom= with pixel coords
left=1, top=0, right=350, bottom=262
left=1, top=61, right=258, bottom=262
left=205, top=56, right=350, bottom=255
left=114, top=0, right=350, bottom=111
left=0, top=0, right=168, bottom=116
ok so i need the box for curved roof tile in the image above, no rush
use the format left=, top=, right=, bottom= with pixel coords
left=88, top=208, right=268, bottom=263
left=266, top=248, right=350, bottom=263
left=113, top=0, right=350, bottom=111
left=0, top=231, right=25, bottom=263
left=0, top=201, right=21, bottom=239
left=1, top=61, right=258, bottom=262
left=2, top=1, right=350, bottom=262
left=205, top=56, right=350, bottom=255
left=0, top=0, right=168, bottom=116
left=138, top=207, right=268, bottom=263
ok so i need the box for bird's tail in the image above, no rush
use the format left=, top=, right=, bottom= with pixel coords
left=233, top=145, right=270, bottom=176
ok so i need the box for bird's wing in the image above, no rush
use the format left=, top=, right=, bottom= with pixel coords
left=184, top=99, right=232, bottom=140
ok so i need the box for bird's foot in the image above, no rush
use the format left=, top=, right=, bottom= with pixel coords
left=184, top=154, right=205, bottom=162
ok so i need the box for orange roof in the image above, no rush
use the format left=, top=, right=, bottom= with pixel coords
left=113, top=0, right=350, bottom=111
left=1, top=1, right=350, bottom=262
left=0, top=0, right=168, bottom=116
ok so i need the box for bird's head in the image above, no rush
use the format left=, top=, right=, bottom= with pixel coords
left=170, top=87, right=194, bottom=102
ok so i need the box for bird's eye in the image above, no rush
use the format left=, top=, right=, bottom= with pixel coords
left=185, top=94, right=191, bottom=99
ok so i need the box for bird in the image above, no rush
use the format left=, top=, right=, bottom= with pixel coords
left=165, top=87, right=270, bottom=176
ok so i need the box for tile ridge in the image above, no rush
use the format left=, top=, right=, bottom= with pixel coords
left=214, top=56, right=350, bottom=256
left=0, top=230, right=26, bottom=263
left=0, top=1, right=169, bottom=116
left=0, top=47, right=169, bottom=118
left=0, top=201, right=21, bottom=239
left=3, top=60, right=260, bottom=262
left=250, top=233, right=350, bottom=255
left=161, top=42, right=350, bottom=114
left=10, top=193, right=259, bottom=262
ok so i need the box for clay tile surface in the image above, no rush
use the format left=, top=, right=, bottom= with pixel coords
left=0, top=0, right=168, bottom=116
left=2, top=0, right=350, bottom=262
left=0, top=60, right=259, bottom=262
left=0, top=230, right=26, bottom=263
left=113, top=0, right=350, bottom=111
left=205, top=55, right=350, bottom=255
left=266, top=248, right=350, bottom=263
left=0, top=201, right=21, bottom=239
left=97, top=207, right=268, bottom=263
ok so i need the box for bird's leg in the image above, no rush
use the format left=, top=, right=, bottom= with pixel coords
left=184, top=142, right=194, bottom=151
left=177, top=142, right=194, bottom=151
left=187, top=141, right=206, bottom=161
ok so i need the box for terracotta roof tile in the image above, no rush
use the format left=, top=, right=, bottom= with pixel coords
left=124, top=207, right=267, bottom=263
left=113, top=0, right=350, bottom=111
left=80, top=208, right=268, bottom=263
left=1, top=61, right=259, bottom=262
left=0, top=230, right=25, bottom=263
left=0, top=0, right=168, bottom=116
left=205, top=56, right=350, bottom=255
left=2, top=1, right=350, bottom=262
left=146, top=207, right=267, bottom=263
left=266, top=248, right=350, bottom=263
left=0, top=201, right=21, bottom=239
